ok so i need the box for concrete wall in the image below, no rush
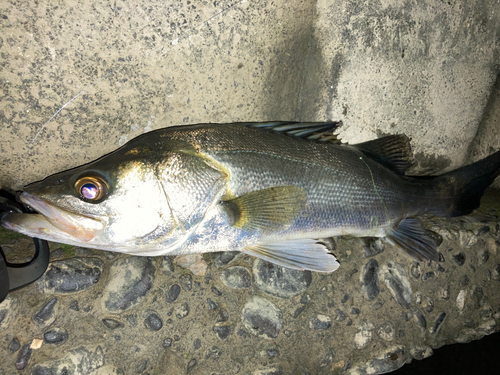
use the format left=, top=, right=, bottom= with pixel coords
left=0, top=0, right=499, bottom=189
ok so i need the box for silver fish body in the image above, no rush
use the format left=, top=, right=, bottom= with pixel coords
left=2, top=122, right=500, bottom=272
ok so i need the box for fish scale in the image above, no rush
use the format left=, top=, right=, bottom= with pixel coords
left=2, top=122, right=500, bottom=272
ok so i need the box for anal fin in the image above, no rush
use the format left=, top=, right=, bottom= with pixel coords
left=243, top=239, right=340, bottom=273
left=385, top=218, right=441, bottom=262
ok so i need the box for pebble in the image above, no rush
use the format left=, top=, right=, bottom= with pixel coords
left=179, top=274, right=193, bottom=291
left=69, top=300, right=79, bottom=311
left=174, top=254, right=207, bottom=276
left=410, top=345, right=433, bottom=360
left=362, top=238, right=385, bottom=258
left=144, top=311, right=163, bottom=331
left=478, top=249, right=490, bottom=265
left=360, top=258, right=380, bottom=301
left=33, top=297, right=58, bottom=327
left=166, top=284, right=181, bottom=303
left=253, top=259, right=312, bottom=298
left=9, top=336, right=20, bottom=353
left=293, top=305, right=306, bottom=318
left=430, top=312, right=446, bottom=335
left=33, top=345, right=106, bottom=373
left=206, top=346, right=222, bottom=359
left=102, top=257, right=155, bottom=312
left=162, top=338, right=173, bottom=348
left=472, top=286, right=485, bottom=308
left=212, top=325, right=231, bottom=339
left=102, top=319, right=124, bottom=330
left=36, top=258, right=104, bottom=294
left=456, top=290, right=467, bottom=312
left=43, top=327, right=68, bottom=345
left=320, top=348, right=335, bottom=367
left=335, top=309, right=348, bottom=322
left=380, top=261, right=412, bottom=309
left=162, top=256, right=175, bottom=274
left=15, top=344, right=32, bottom=370
left=411, top=308, right=427, bottom=329
left=193, top=338, right=201, bottom=349
left=242, top=296, right=282, bottom=339
left=309, top=314, right=332, bottom=330
left=421, top=272, right=435, bottom=282
left=212, top=251, right=239, bottom=267
left=175, top=302, right=190, bottom=319
left=136, top=359, right=149, bottom=373
left=351, top=346, right=407, bottom=374
left=453, top=252, right=466, bottom=266
left=207, top=298, right=217, bottom=310
left=354, top=321, right=374, bottom=349
left=187, top=358, right=197, bottom=373
left=216, top=309, right=229, bottom=323
left=377, top=322, right=395, bottom=341
left=128, top=314, right=138, bottom=326
left=266, top=348, right=279, bottom=357
left=211, top=286, right=223, bottom=296
left=459, top=230, right=477, bottom=247
left=219, top=266, right=252, bottom=289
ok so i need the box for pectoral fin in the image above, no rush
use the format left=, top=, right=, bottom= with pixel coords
left=385, top=218, right=441, bottom=262
left=243, top=239, right=340, bottom=273
left=221, top=186, right=306, bottom=233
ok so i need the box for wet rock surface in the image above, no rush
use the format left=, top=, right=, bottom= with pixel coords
left=1, top=200, right=500, bottom=374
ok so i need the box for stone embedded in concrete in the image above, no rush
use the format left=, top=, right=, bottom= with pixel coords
left=179, top=274, right=193, bottom=292
left=144, top=311, right=163, bottom=331
left=242, top=296, right=283, bottom=339
left=219, top=266, right=252, bottom=289
left=15, top=344, right=32, bottom=370
left=102, top=319, right=124, bottom=330
left=361, top=258, right=380, bottom=301
left=102, top=257, right=155, bottom=312
left=8, top=337, right=20, bottom=353
left=309, top=314, right=332, bottom=330
left=175, top=303, right=190, bottom=319
left=166, top=284, right=181, bottom=304
left=380, top=261, right=413, bottom=309
left=33, top=297, right=58, bottom=327
left=253, top=259, right=312, bottom=298
left=36, top=258, right=104, bottom=294
left=173, top=254, right=208, bottom=276
left=354, top=321, right=375, bottom=349
left=44, top=327, right=69, bottom=346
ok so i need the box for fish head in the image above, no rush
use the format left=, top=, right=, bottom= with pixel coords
left=1, top=144, right=171, bottom=251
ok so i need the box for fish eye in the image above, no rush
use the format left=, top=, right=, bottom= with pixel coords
left=75, top=176, right=108, bottom=202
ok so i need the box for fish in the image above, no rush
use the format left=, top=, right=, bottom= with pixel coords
left=2, top=122, right=500, bottom=273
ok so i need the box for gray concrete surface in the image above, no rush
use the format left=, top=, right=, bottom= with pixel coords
left=1, top=0, right=499, bottom=190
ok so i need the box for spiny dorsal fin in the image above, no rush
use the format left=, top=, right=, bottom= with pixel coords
left=244, top=239, right=340, bottom=273
left=245, top=122, right=342, bottom=143
left=221, top=186, right=306, bottom=233
left=353, top=135, right=414, bottom=175
left=385, top=218, right=441, bottom=262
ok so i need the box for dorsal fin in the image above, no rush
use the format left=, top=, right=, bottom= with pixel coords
left=244, top=122, right=342, bottom=143
left=353, top=135, right=414, bottom=175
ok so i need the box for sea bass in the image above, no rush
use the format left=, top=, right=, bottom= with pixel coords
left=2, top=122, right=500, bottom=272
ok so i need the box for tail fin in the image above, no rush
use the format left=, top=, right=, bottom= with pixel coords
left=435, top=150, right=500, bottom=217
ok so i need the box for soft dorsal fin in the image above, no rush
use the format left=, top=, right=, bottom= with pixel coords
left=221, top=186, right=306, bottom=233
left=353, top=135, right=414, bottom=175
left=244, top=122, right=342, bottom=143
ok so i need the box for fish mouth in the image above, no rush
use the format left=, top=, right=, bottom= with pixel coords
left=1, top=192, right=105, bottom=243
